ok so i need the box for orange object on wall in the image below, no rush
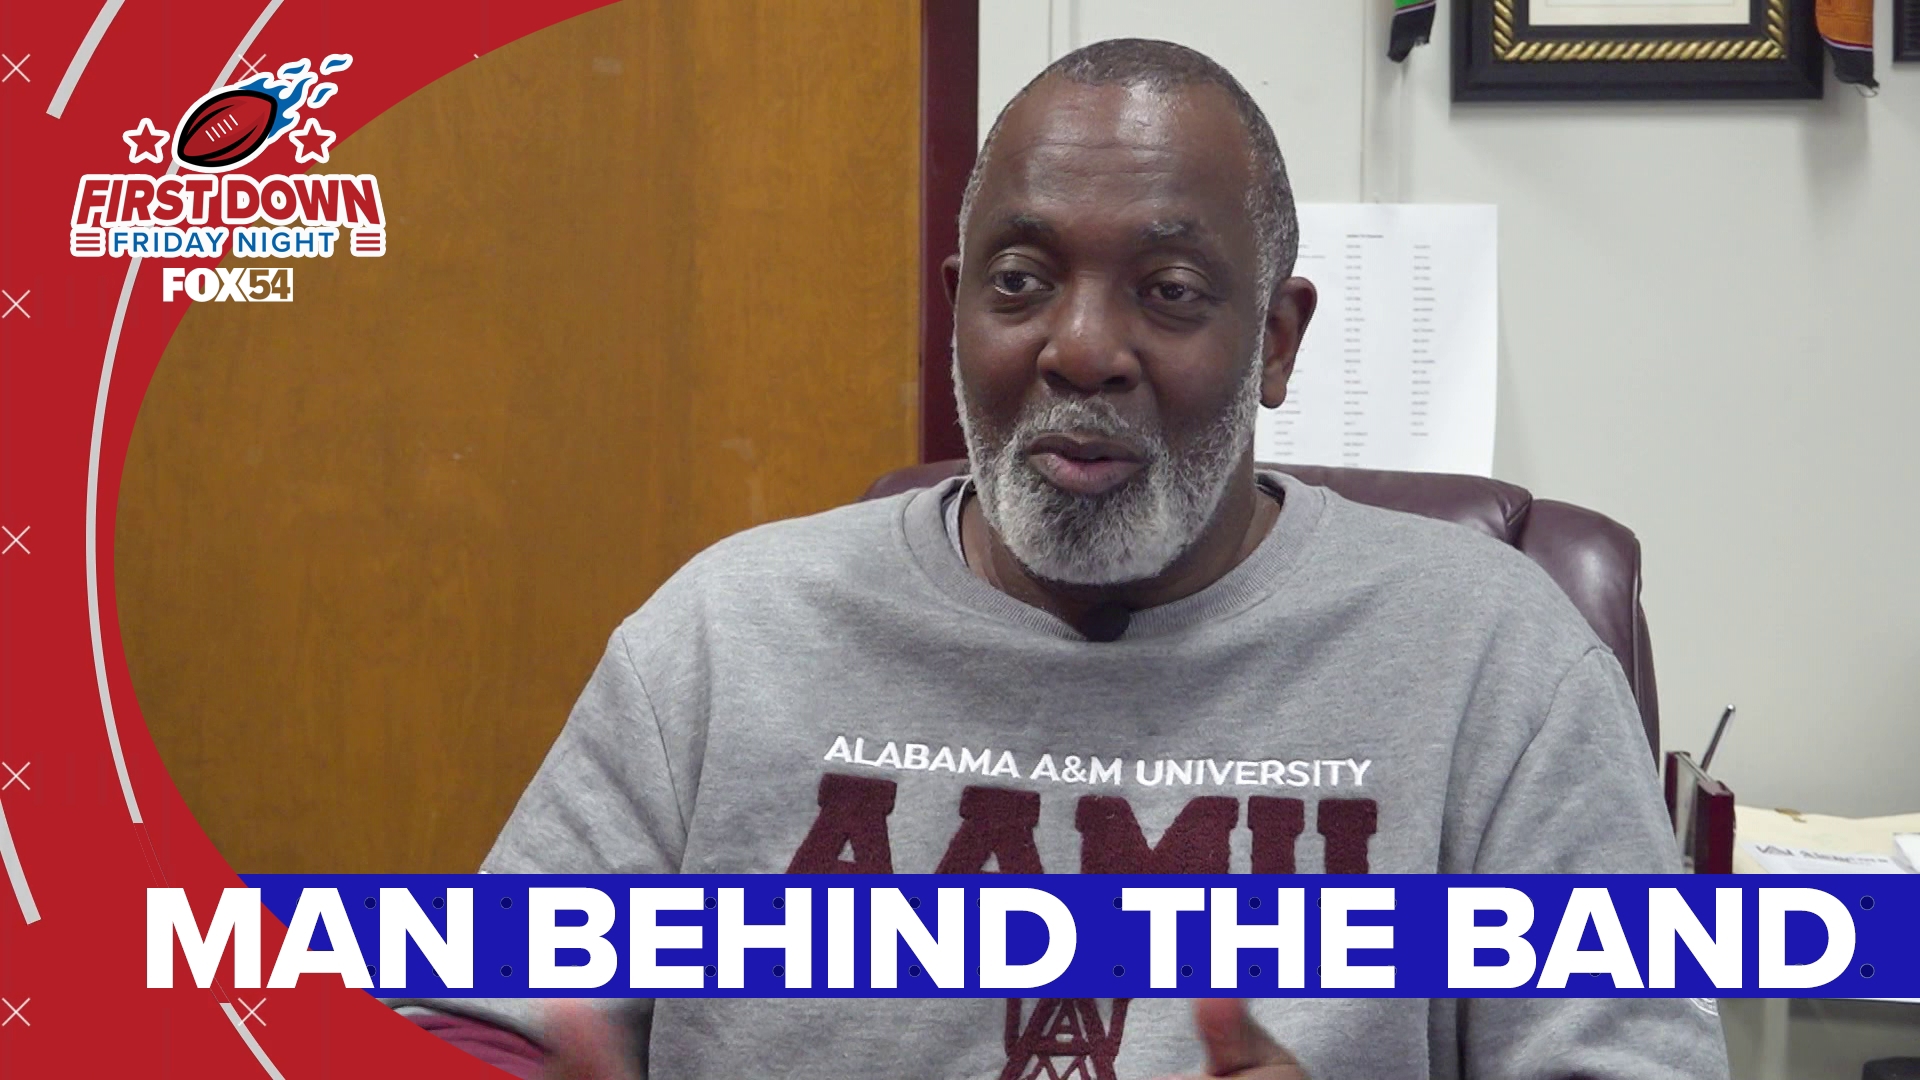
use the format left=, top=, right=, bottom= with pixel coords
left=1816, top=0, right=1877, bottom=85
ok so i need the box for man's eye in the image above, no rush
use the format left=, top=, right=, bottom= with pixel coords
left=991, top=270, right=1045, bottom=295
left=1147, top=281, right=1200, bottom=303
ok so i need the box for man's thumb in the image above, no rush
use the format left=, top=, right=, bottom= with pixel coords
left=1193, top=998, right=1299, bottom=1076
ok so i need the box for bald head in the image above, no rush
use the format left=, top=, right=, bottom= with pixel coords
left=959, top=39, right=1298, bottom=299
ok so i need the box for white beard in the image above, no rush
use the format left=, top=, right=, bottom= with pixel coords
left=954, top=348, right=1262, bottom=587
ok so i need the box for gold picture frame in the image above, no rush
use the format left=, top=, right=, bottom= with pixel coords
left=1455, top=0, right=1822, bottom=100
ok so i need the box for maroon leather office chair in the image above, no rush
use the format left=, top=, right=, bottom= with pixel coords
left=863, top=460, right=1660, bottom=757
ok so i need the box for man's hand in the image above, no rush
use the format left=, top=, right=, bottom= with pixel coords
left=543, top=1002, right=639, bottom=1080
left=1173, top=998, right=1309, bottom=1080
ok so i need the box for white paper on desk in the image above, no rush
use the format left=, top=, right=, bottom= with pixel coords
left=1743, top=842, right=1912, bottom=874
left=1894, top=833, right=1920, bottom=873
left=1255, top=204, right=1498, bottom=476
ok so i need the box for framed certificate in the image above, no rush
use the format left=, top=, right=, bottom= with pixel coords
left=1453, top=0, right=1824, bottom=100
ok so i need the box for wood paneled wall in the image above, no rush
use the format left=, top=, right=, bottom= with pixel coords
left=116, top=0, right=922, bottom=872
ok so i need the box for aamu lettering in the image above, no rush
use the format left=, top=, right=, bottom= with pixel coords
left=787, top=774, right=1380, bottom=876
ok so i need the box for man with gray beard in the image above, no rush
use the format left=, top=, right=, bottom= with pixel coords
left=957, top=349, right=1261, bottom=601
left=395, top=38, right=1729, bottom=1080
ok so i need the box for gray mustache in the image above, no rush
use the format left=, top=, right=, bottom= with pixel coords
left=1008, top=399, right=1163, bottom=459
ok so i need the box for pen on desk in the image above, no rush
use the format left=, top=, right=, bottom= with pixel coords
left=1700, top=704, right=1735, bottom=772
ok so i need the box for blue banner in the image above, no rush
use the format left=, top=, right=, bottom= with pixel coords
left=216, top=874, right=1917, bottom=998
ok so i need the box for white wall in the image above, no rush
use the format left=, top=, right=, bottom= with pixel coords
left=981, top=0, right=1920, bottom=822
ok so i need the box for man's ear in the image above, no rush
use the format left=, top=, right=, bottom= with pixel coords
left=942, top=254, right=963, bottom=308
left=1260, top=277, right=1318, bottom=409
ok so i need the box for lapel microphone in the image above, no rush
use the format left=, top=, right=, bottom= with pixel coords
left=1082, top=603, right=1131, bottom=643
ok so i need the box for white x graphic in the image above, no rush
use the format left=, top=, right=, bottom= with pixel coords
left=0, top=290, right=27, bottom=319
left=238, top=998, right=266, bottom=1026
left=239, top=53, right=266, bottom=78
left=0, top=998, right=28, bottom=1027
left=1, top=764, right=28, bottom=793
left=0, top=54, right=27, bottom=83
left=0, top=526, right=27, bottom=555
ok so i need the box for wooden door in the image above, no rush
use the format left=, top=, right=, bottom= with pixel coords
left=116, top=0, right=922, bottom=873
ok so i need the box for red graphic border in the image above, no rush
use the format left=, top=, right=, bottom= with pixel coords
left=0, top=2, right=617, bottom=1073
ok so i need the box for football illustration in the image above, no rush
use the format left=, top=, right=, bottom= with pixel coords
left=174, top=88, right=279, bottom=171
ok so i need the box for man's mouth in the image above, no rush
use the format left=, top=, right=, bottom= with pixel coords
left=1024, top=433, right=1146, bottom=496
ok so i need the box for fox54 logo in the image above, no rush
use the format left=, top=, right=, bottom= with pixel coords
left=162, top=266, right=292, bottom=303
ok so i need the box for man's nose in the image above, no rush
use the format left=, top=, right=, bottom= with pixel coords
left=1036, top=279, right=1140, bottom=395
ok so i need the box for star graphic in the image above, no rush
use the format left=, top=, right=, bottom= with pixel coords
left=122, top=117, right=169, bottom=164
left=287, top=117, right=337, bottom=165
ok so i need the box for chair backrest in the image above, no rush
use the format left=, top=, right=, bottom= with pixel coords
left=862, top=460, right=1660, bottom=757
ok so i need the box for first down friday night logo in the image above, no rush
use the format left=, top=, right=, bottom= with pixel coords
left=70, top=54, right=386, bottom=300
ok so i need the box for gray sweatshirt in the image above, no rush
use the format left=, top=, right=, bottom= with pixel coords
left=396, top=472, right=1730, bottom=1080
